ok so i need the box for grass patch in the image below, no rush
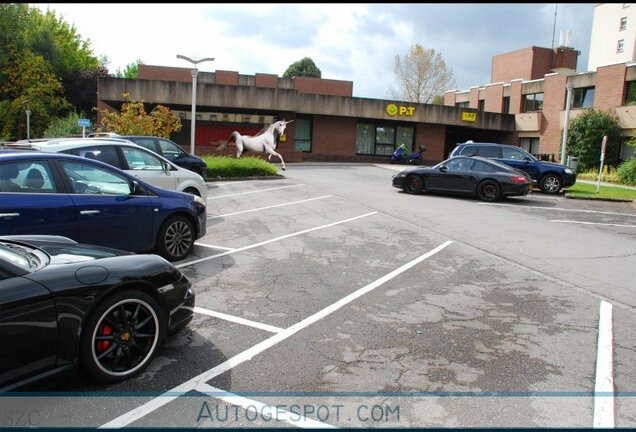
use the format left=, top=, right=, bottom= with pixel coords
left=202, top=155, right=280, bottom=178
left=565, top=182, right=636, bottom=201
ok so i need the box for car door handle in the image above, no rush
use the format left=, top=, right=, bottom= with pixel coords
left=80, top=210, right=100, bottom=215
left=0, top=213, right=20, bottom=218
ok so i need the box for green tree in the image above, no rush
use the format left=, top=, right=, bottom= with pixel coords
left=566, top=109, right=621, bottom=171
left=390, top=43, right=456, bottom=104
left=43, top=111, right=85, bottom=137
left=96, top=98, right=182, bottom=138
left=116, top=59, right=144, bottom=79
left=0, top=48, right=69, bottom=140
left=282, top=57, right=321, bottom=79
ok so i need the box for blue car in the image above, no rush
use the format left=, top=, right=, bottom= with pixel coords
left=449, top=142, right=576, bottom=194
left=0, top=151, right=207, bottom=261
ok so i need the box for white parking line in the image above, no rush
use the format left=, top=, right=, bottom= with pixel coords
left=207, top=184, right=302, bottom=200
left=479, top=202, right=636, bottom=217
left=593, top=301, right=614, bottom=428
left=196, top=383, right=336, bottom=429
left=192, top=306, right=284, bottom=333
left=207, top=195, right=332, bottom=219
left=99, top=241, right=453, bottom=428
left=194, top=243, right=236, bottom=252
left=176, top=212, right=378, bottom=269
left=551, top=220, right=636, bottom=228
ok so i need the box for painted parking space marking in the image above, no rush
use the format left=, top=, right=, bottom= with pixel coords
left=207, top=195, right=333, bottom=219
left=593, top=301, right=614, bottom=428
left=191, top=306, right=284, bottom=334
left=194, top=242, right=236, bottom=252
left=100, top=241, right=453, bottom=428
left=175, top=212, right=378, bottom=269
left=479, top=202, right=636, bottom=217
left=551, top=220, right=636, bottom=229
left=207, top=184, right=303, bottom=200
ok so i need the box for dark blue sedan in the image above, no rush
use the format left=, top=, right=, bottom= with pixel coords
left=0, top=151, right=207, bottom=261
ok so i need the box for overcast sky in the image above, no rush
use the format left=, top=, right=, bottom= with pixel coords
left=34, top=3, right=595, bottom=100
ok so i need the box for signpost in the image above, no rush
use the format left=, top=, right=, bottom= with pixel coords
left=78, top=118, right=91, bottom=138
left=597, top=135, right=607, bottom=193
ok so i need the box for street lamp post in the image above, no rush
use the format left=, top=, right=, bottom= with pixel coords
left=176, top=54, right=215, bottom=155
left=561, top=81, right=573, bottom=165
left=25, top=109, right=31, bottom=141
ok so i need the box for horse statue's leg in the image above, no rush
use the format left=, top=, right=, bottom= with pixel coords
left=236, top=139, right=243, bottom=159
left=267, top=149, right=286, bottom=171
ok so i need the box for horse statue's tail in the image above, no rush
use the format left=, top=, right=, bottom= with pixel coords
left=216, top=131, right=240, bottom=151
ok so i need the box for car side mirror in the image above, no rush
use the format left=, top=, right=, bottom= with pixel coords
left=439, top=166, right=448, bottom=173
left=523, top=157, right=532, bottom=163
left=130, top=180, right=142, bottom=195
left=177, top=152, right=185, bottom=159
left=163, top=162, right=171, bottom=175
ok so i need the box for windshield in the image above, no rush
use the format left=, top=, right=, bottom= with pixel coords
left=0, top=241, right=47, bottom=271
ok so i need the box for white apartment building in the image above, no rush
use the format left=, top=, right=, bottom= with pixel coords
left=588, top=3, right=636, bottom=70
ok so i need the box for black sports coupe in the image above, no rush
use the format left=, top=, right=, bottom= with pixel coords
left=0, top=235, right=195, bottom=391
left=392, top=155, right=532, bottom=202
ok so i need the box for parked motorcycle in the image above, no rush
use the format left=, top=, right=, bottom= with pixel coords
left=390, top=144, right=426, bottom=164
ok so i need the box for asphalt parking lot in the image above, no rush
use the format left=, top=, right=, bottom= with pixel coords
left=10, top=164, right=636, bottom=428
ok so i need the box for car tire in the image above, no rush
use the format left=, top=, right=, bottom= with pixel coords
left=404, top=174, right=424, bottom=194
left=477, top=180, right=502, bottom=202
left=80, top=290, right=165, bottom=383
left=539, top=174, right=562, bottom=194
left=156, top=215, right=194, bottom=261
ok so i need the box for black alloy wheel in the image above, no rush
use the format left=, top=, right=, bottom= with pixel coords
left=477, top=180, right=502, bottom=202
left=81, top=290, right=164, bottom=383
left=404, top=174, right=424, bottom=194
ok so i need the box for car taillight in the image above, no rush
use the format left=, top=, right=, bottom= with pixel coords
left=510, top=176, right=528, bottom=183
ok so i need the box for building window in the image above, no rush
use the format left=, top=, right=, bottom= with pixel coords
left=523, top=93, right=544, bottom=112
left=620, top=17, right=628, bottom=31
left=294, top=118, right=311, bottom=152
left=502, top=96, right=510, bottom=114
left=478, top=99, right=485, bottom=111
left=456, top=101, right=469, bottom=108
left=572, top=87, right=595, bottom=108
left=356, top=123, right=414, bottom=156
left=625, top=81, right=636, bottom=105
left=617, top=39, right=625, bottom=53
left=620, top=137, right=635, bottom=161
left=520, top=137, right=540, bottom=155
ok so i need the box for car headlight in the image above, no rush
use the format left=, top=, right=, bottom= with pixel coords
left=193, top=195, right=206, bottom=206
left=564, top=168, right=574, bottom=174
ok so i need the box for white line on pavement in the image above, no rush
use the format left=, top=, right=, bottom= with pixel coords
left=195, top=383, right=337, bottom=429
left=551, top=220, right=636, bottom=228
left=207, top=184, right=302, bottom=200
left=175, top=212, right=378, bottom=269
left=99, top=241, right=453, bottom=428
left=479, top=202, right=636, bottom=217
left=207, top=195, right=332, bottom=219
left=192, top=306, right=284, bottom=334
left=194, top=243, right=236, bottom=251
left=593, top=301, right=614, bottom=428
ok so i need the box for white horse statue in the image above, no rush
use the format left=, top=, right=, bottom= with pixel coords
left=216, top=120, right=293, bottom=170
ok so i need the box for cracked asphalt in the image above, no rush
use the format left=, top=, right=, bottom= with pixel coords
left=15, top=164, right=636, bottom=428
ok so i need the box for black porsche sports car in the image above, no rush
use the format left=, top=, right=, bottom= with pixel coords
left=0, top=235, right=195, bottom=391
left=392, top=155, right=531, bottom=202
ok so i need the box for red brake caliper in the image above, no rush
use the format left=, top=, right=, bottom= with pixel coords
left=97, top=324, right=112, bottom=353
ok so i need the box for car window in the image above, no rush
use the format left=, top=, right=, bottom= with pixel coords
left=445, top=158, right=472, bottom=171
left=61, top=161, right=133, bottom=195
left=501, top=147, right=529, bottom=160
left=129, top=138, right=157, bottom=153
left=459, top=145, right=479, bottom=156
left=477, top=146, right=500, bottom=158
left=0, top=161, right=57, bottom=193
left=470, top=160, right=497, bottom=172
left=157, top=139, right=184, bottom=158
left=121, top=147, right=165, bottom=171
left=62, top=146, right=124, bottom=169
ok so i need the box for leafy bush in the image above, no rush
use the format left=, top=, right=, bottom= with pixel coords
left=566, top=109, right=621, bottom=171
left=202, top=156, right=279, bottom=178
left=43, top=112, right=84, bottom=137
left=617, top=158, right=636, bottom=185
